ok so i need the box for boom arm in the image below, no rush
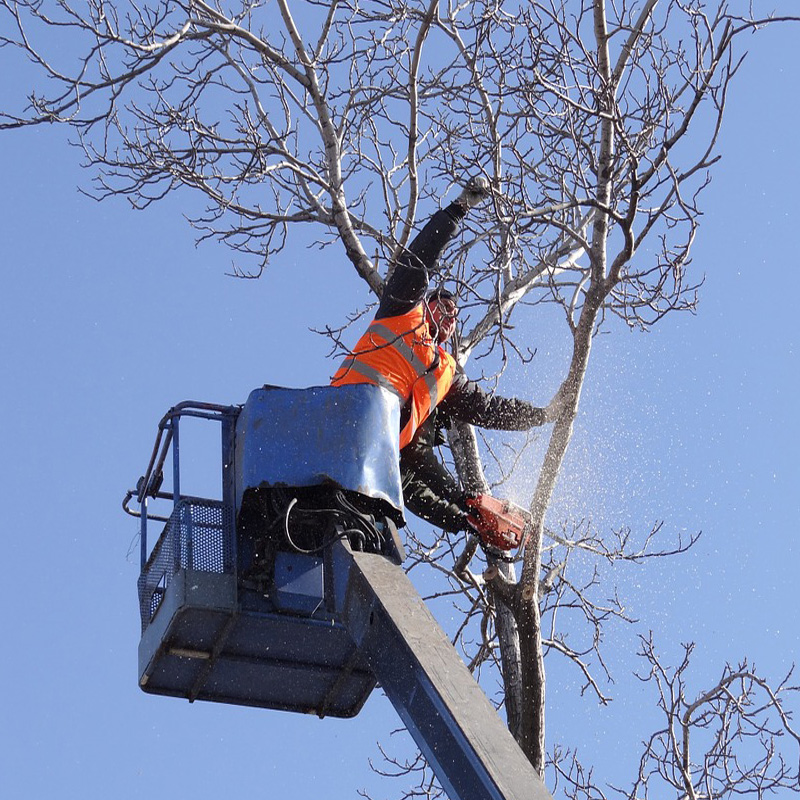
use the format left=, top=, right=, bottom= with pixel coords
left=327, top=537, right=552, bottom=800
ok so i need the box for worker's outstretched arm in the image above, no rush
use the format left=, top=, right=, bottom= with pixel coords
left=438, top=373, right=552, bottom=430
left=377, top=178, right=489, bottom=319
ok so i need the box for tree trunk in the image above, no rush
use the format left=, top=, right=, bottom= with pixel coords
left=517, top=290, right=603, bottom=770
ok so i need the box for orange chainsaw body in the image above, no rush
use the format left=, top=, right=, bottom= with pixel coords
left=465, top=494, right=531, bottom=551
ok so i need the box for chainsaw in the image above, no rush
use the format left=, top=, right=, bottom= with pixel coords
left=464, top=493, right=532, bottom=553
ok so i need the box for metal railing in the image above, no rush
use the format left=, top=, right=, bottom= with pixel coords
left=123, top=401, right=240, bottom=629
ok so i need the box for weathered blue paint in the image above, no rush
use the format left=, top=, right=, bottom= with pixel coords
left=273, top=552, right=325, bottom=615
left=234, top=384, right=404, bottom=525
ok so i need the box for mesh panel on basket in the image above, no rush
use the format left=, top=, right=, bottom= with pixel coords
left=138, top=499, right=233, bottom=633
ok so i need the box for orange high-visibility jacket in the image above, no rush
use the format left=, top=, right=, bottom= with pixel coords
left=331, top=304, right=457, bottom=448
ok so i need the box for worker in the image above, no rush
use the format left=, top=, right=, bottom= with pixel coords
left=332, top=177, right=563, bottom=535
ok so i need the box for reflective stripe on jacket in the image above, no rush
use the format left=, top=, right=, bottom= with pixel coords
left=331, top=304, right=457, bottom=448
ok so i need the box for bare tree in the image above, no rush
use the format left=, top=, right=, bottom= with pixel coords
left=552, top=637, right=800, bottom=799
left=3, top=0, right=797, bottom=795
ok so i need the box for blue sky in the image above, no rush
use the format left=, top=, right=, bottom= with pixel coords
left=1, top=16, right=798, bottom=800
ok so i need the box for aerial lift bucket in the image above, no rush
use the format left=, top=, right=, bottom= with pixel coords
left=129, top=385, right=404, bottom=717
